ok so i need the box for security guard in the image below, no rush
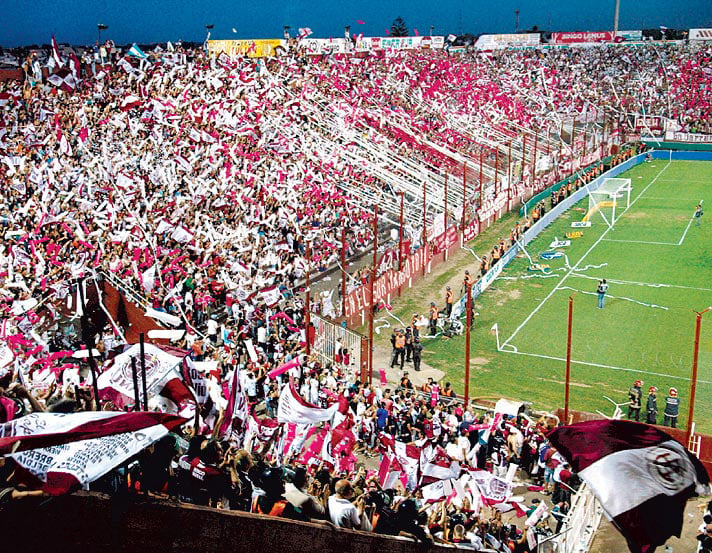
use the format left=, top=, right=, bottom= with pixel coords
left=444, top=286, right=454, bottom=317
left=428, top=302, right=439, bottom=336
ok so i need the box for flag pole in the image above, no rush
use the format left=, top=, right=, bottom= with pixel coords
left=369, top=205, right=378, bottom=386
left=464, top=282, right=473, bottom=405
left=687, top=307, right=711, bottom=446
left=139, top=332, right=148, bottom=411
left=131, top=356, right=140, bottom=411
left=422, top=181, right=427, bottom=277
left=461, top=162, right=467, bottom=231
left=399, top=191, right=404, bottom=272
left=341, top=224, right=347, bottom=318
left=564, top=294, right=575, bottom=425
left=305, top=241, right=311, bottom=356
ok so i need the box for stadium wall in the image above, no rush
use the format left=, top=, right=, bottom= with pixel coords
left=2, top=491, right=455, bottom=553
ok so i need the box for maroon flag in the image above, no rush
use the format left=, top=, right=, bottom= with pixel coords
left=1, top=412, right=185, bottom=494
left=549, top=420, right=710, bottom=553
left=47, top=68, right=77, bottom=92
left=51, top=34, right=64, bottom=67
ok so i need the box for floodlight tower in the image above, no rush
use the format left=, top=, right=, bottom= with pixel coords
left=613, top=0, right=620, bottom=33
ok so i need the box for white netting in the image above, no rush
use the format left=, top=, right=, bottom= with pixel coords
left=586, top=178, right=632, bottom=228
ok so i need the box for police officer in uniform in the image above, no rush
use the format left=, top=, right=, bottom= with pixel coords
left=627, top=379, right=642, bottom=421
left=645, top=386, right=658, bottom=425
left=663, top=387, right=679, bottom=428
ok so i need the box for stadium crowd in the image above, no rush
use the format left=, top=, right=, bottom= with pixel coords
left=0, top=37, right=710, bottom=550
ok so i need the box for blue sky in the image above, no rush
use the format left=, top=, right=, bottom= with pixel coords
left=1, top=0, right=711, bottom=47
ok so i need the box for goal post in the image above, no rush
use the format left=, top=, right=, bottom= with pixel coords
left=584, top=178, right=632, bottom=229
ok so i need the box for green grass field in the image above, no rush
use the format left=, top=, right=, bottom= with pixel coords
left=376, top=160, right=712, bottom=433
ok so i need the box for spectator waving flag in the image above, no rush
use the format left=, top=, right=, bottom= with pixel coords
left=549, top=420, right=710, bottom=553
left=1, top=411, right=185, bottom=494
left=51, top=34, right=64, bottom=67
left=298, top=27, right=313, bottom=40
left=128, top=43, right=148, bottom=59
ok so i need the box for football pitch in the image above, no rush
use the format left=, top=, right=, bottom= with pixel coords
left=397, top=160, right=712, bottom=432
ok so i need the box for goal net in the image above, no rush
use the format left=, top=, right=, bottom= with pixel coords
left=584, top=178, right=632, bottom=229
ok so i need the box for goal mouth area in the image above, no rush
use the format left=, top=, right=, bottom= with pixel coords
left=583, top=178, right=632, bottom=226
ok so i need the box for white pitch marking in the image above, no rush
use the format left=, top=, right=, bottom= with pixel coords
left=500, top=162, right=671, bottom=349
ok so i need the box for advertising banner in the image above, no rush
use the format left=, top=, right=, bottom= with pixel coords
left=432, top=225, right=459, bottom=255
left=208, top=39, right=286, bottom=58
left=616, top=30, right=643, bottom=41
left=665, top=131, right=712, bottom=143
left=300, top=38, right=349, bottom=55
left=344, top=247, right=428, bottom=320
left=551, top=31, right=615, bottom=44
left=690, top=29, right=712, bottom=41
left=475, top=33, right=540, bottom=50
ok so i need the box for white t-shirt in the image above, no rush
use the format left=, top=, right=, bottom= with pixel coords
left=328, top=496, right=361, bottom=529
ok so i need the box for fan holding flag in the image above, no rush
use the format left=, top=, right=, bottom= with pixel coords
left=549, top=419, right=710, bottom=553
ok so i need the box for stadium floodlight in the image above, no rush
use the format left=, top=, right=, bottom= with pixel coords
left=585, top=177, right=632, bottom=230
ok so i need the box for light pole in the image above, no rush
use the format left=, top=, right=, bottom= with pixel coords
left=283, top=25, right=291, bottom=40
left=97, top=23, right=108, bottom=44
left=515, top=9, right=520, bottom=33
left=430, top=25, right=435, bottom=36
left=613, top=0, right=620, bottom=33
left=687, top=307, right=712, bottom=446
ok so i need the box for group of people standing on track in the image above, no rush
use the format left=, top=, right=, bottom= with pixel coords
left=628, top=380, right=680, bottom=427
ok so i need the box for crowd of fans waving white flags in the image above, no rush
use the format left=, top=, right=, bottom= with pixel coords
left=0, top=37, right=710, bottom=552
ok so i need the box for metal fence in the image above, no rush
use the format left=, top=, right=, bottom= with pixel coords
left=311, top=313, right=365, bottom=375
left=543, top=482, right=603, bottom=553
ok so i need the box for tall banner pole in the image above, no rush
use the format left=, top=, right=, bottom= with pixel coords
left=507, top=140, right=513, bottom=211
left=399, top=191, right=404, bottom=271
left=305, top=241, right=311, bottom=356
left=564, top=294, right=575, bottom=424
left=464, top=282, right=473, bottom=405
left=461, top=162, right=467, bottom=231
left=341, top=224, right=347, bottom=318
left=369, top=205, right=379, bottom=386
left=478, top=149, right=484, bottom=208
left=422, top=181, right=427, bottom=277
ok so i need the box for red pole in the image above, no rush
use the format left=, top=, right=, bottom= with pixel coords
left=444, top=173, right=448, bottom=232
left=464, top=282, right=473, bottom=405
left=546, top=126, right=551, bottom=156
left=494, top=148, right=499, bottom=197
left=478, top=149, right=483, bottom=207
left=369, top=205, right=378, bottom=386
left=341, top=224, right=347, bottom=318
left=305, top=241, right=311, bottom=355
left=368, top=269, right=374, bottom=386
left=564, top=294, right=575, bottom=424
left=422, top=180, right=427, bottom=277
left=582, top=121, right=588, bottom=158
left=687, top=308, right=710, bottom=446
left=522, top=133, right=528, bottom=178
left=399, top=191, right=404, bottom=271
left=507, top=140, right=512, bottom=210
left=461, top=162, right=467, bottom=231
left=532, top=130, right=538, bottom=190
left=571, top=117, right=577, bottom=154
